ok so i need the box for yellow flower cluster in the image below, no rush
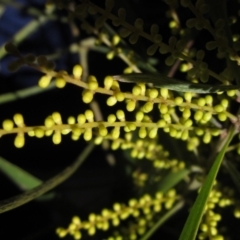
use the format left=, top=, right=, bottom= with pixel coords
left=56, top=189, right=178, bottom=239
left=198, top=185, right=236, bottom=240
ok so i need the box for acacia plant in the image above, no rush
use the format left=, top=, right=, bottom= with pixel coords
left=1, top=0, right=240, bottom=239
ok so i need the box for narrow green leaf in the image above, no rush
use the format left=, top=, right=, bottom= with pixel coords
left=179, top=126, right=236, bottom=240
left=113, top=73, right=240, bottom=94
left=0, top=142, right=95, bottom=214
left=140, top=200, right=184, bottom=240
left=158, top=169, right=190, bottom=193
left=223, top=160, right=240, bottom=195
left=0, top=156, right=42, bottom=190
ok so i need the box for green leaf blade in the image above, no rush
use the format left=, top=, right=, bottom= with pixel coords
left=178, top=126, right=236, bottom=240
left=113, top=73, right=240, bottom=94
left=0, top=156, right=42, bottom=190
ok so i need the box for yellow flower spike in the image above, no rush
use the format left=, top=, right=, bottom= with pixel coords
left=94, top=136, right=103, bottom=145
left=68, top=223, right=76, bottom=231
left=52, top=112, right=62, bottom=124
left=200, top=223, right=208, bottom=232
left=28, top=130, right=35, bottom=137
left=107, top=96, right=117, bottom=106
left=116, top=110, right=125, bottom=121
left=203, top=132, right=211, bottom=144
left=107, top=114, right=116, bottom=123
left=184, top=92, right=192, bottom=102
left=88, top=226, right=96, bottom=236
left=111, top=139, right=121, bottom=150
left=195, top=128, right=204, bottom=136
left=126, top=100, right=136, bottom=112
left=73, top=64, right=83, bottom=79
left=135, top=111, right=144, bottom=121
left=184, top=119, right=193, bottom=127
left=149, top=128, right=158, bottom=138
left=112, top=35, right=121, bottom=46
left=99, top=124, right=108, bottom=136
left=85, top=109, right=94, bottom=122
left=160, top=88, right=168, bottom=99
left=102, top=221, right=109, bottom=231
left=163, top=113, right=171, bottom=122
left=174, top=96, right=183, bottom=105
left=83, top=128, right=92, bottom=141
left=87, top=75, right=98, bottom=91
left=55, top=78, right=66, bottom=88
left=234, top=208, right=240, bottom=218
left=13, top=113, right=24, bottom=126
left=52, top=131, right=62, bottom=144
left=220, top=98, right=229, bottom=108
left=2, top=119, right=14, bottom=131
left=111, top=127, right=120, bottom=139
left=202, top=112, right=212, bottom=122
left=130, top=233, right=137, bottom=240
left=218, top=112, right=227, bottom=122
left=155, top=192, right=163, bottom=199
left=169, top=127, right=177, bottom=137
left=67, top=116, right=75, bottom=125
left=38, top=75, right=52, bottom=88
left=113, top=202, right=121, bottom=211
left=111, top=80, right=120, bottom=91
left=77, top=114, right=86, bottom=124
left=128, top=198, right=138, bottom=207
left=61, top=129, right=71, bottom=135
left=214, top=104, right=224, bottom=113
left=73, top=231, right=82, bottom=240
left=104, top=76, right=114, bottom=90
left=112, top=217, right=120, bottom=226
left=72, top=216, right=81, bottom=225
left=88, top=213, right=96, bottom=222
left=197, top=98, right=206, bottom=107
left=126, top=123, right=136, bottom=131
left=101, top=208, right=110, bottom=217
left=212, top=235, right=224, bottom=240
left=159, top=104, right=168, bottom=114
left=45, top=117, right=54, bottom=127
left=183, top=108, right=191, bottom=119
left=227, top=89, right=236, bottom=97
left=205, top=95, right=213, bottom=105
left=115, top=91, right=125, bottom=102
left=72, top=126, right=82, bottom=136
left=106, top=51, right=115, bottom=60
left=139, top=127, right=147, bottom=138
left=131, top=149, right=138, bottom=158
left=210, top=227, right=218, bottom=236
left=56, top=228, right=68, bottom=238
left=34, top=127, right=45, bottom=138
left=194, top=110, right=203, bottom=121
left=143, top=102, right=153, bottom=113
left=14, top=134, right=25, bottom=148
left=82, top=90, right=94, bottom=104
left=132, top=85, right=142, bottom=96
left=181, top=129, right=189, bottom=140
left=149, top=88, right=158, bottom=98
left=157, top=119, right=166, bottom=127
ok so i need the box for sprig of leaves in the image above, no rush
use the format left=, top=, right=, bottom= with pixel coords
left=113, top=73, right=240, bottom=93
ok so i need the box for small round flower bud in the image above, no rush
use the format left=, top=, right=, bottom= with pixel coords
left=38, top=75, right=52, bottom=88
left=55, top=78, right=66, bottom=88
left=73, top=64, right=83, bottom=79
left=3, top=119, right=14, bottom=131
left=52, top=131, right=62, bottom=144
left=85, top=110, right=94, bottom=122
left=14, top=134, right=25, bottom=148
left=126, top=100, right=136, bottom=112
